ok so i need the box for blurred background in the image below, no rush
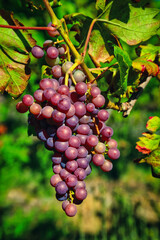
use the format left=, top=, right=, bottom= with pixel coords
left=0, top=0, right=160, bottom=239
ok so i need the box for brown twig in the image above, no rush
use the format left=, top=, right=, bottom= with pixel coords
left=122, top=76, right=152, bottom=117
left=0, top=25, right=55, bottom=31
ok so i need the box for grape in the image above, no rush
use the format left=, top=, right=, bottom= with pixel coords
left=17, top=35, right=121, bottom=217
left=65, top=147, right=78, bottom=160
left=73, top=70, right=86, bottom=82
left=77, top=124, right=90, bottom=135
left=52, top=152, right=62, bottom=164
left=107, top=139, right=118, bottom=148
left=55, top=181, right=68, bottom=195
left=92, top=154, right=105, bottom=166
left=16, top=101, right=28, bottom=113
left=100, top=160, right=113, bottom=172
left=31, top=45, right=44, bottom=58
left=59, top=169, right=70, bottom=180
left=86, top=103, right=95, bottom=113
left=52, top=65, right=63, bottom=78
left=55, top=140, right=69, bottom=152
left=34, top=89, right=45, bottom=103
left=77, top=158, right=88, bottom=169
left=47, top=46, right=59, bottom=59
left=53, top=164, right=62, bottom=174
left=50, top=79, right=60, bottom=91
left=41, top=106, right=53, bottom=118
left=65, top=203, right=77, bottom=217
left=90, top=86, right=101, bottom=98
left=79, top=114, right=92, bottom=124
left=45, top=55, right=60, bottom=67
left=43, top=88, right=55, bottom=101
left=37, top=129, right=48, bottom=142
left=50, top=174, right=62, bottom=187
left=56, top=192, right=68, bottom=201
left=74, top=181, right=86, bottom=190
left=66, top=160, right=78, bottom=172
left=76, top=134, right=87, bottom=145
left=47, top=22, right=60, bottom=37
left=74, top=102, right=86, bottom=117
left=51, top=93, right=62, bottom=106
left=77, top=146, right=88, bottom=158
left=58, top=85, right=69, bottom=96
left=75, top=82, right=87, bottom=95
left=101, top=127, right=113, bottom=138
left=98, top=110, right=109, bottom=122
left=57, top=126, right=72, bottom=141
left=46, top=137, right=54, bottom=149
left=108, top=148, right=120, bottom=160
left=75, top=188, right=87, bottom=200
left=62, top=200, right=70, bottom=211
left=39, top=78, right=53, bottom=90
left=74, top=168, right=86, bottom=181
left=58, top=44, right=66, bottom=56
left=62, top=61, right=73, bottom=74
left=85, top=164, right=92, bottom=176
left=66, top=115, right=79, bottom=128
left=57, top=98, right=71, bottom=113
left=86, top=135, right=98, bottom=147
left=43, top=40, right=53, bottom=49
left=65, top=174, right=78, bottom=188
left=92, top=94, right=105, bottom=108
left=52, top=110, right=66, bottom=122
left=69, top=136, right=81, bottom=148
left=22, top=94, right=34, bottom=107
left=30, top=103, right=42, bottom=115
left=94, top=142, right=106, bottom=154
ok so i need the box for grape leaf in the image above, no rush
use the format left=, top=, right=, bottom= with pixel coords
left=96, top=0, right=107, bottom=14
left=139, top=44, right=160, bottom=61
left=136, top=133, right=160, bottom=155
left=114, top=46, right=132, bottom=93
left=88, top=24, right=113, bottom=67
left=139, top=148, right=160, bottom=167
left=132, top=57, right=159, bottom=76
left=0, top=10, right=36, bottom=98
left=98, top=1, right=160, bottom=45
left=146, top=116, right=160, bottom=133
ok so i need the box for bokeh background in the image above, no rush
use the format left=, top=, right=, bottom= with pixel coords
left=0, top=0, right=160, bottom=239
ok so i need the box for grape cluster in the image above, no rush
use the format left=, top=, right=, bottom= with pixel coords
left=16, top=30, right=120, bottom=217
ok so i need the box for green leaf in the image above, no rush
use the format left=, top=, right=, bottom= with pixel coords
left=136, top=135, right=160, bottom=155
left=146, top=116, right=160, bottom=133
left=139, top=44, right=160, bottom=61
left=114, top=46, right=132, bottom=92
left=96, top=0, right=107, bottom=14
left=0, top=10, right=36, bottom=98
left=99, top=1, right=160, bottom=45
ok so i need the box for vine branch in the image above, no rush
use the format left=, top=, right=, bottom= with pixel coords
left=122, top=76, right=152, bottom=117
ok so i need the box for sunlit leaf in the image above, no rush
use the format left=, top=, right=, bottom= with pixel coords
left=0, top=10, right=36, bottom=98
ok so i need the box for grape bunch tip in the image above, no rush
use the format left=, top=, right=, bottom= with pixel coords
left=16, top=23, right=120, bottom=217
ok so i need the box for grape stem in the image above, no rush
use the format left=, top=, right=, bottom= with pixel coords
left=43, top=0, right=95, bottom=83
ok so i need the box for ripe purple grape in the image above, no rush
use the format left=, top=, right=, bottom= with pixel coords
left=108, top=148, right=120, bottom=160
left=50, top=174, right=62, bottom=187
left=100, top=160, right=113, bottom=172
left=47, top=22, right=60, bottom=37
left=65, top=203, right=77, bottom=217
left=57, top=126, right=72, bottom=141
left=22, top=94, right=34, bottom=107
left=75, top=82, right=87, bottom=95
left=52, top=65, right=63, bottom=78
left=92, top=154, right=105, bottom=166
left=75, top=188, right=87, bottom=200
left=16, top=101, right=28, bottom=113
left=31, top=45, right=44, bottom=58
left=47, top=46, right=59, bottom=59
left=55, top=181, right=68, bottom=195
